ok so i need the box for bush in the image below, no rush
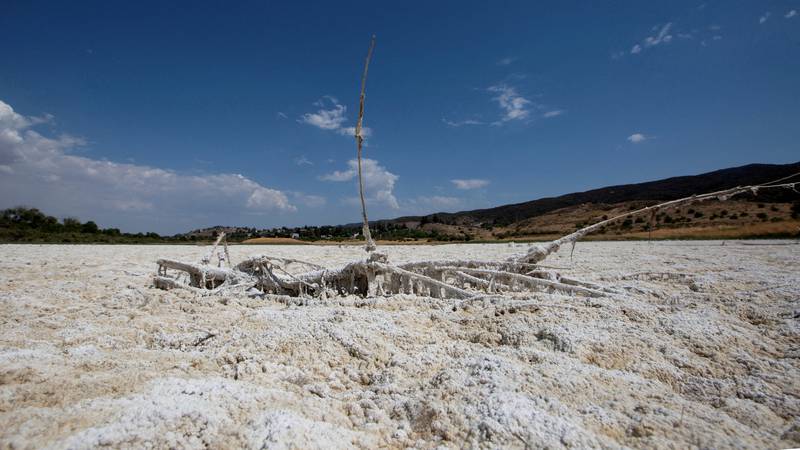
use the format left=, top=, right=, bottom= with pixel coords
left=81, top=221, right=99, bottom=234
left=693, top=211, right=704, bottom=218
left=756, top=212, right=768, bottom=220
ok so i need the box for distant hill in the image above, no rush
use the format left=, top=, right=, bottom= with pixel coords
left=383, top=161, right=800, bottom=228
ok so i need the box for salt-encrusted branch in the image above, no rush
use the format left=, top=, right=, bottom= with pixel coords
left=201, top=232, right=227, bottom=265
left=355, top=35, right=377, bottom=253
left=515, top=179, right=800, bottom=265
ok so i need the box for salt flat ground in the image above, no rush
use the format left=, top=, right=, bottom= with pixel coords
left=0, top=242, right=798, bottom=449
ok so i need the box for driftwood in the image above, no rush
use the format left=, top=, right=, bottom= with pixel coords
left=152, top=35, right=800, bottom=302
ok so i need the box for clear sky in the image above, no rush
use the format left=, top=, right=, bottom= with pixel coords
left=1, top=1, right=798, bottom=234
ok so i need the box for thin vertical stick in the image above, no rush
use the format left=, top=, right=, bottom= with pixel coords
left=355, top=35, right=377, bottom=252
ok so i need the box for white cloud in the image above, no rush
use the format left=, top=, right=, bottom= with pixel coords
left=0, top=99, right=297, bottom=233
left=300, top=97, right=371, bottom=139
left=497, top=57, right=516, bottom=66
left=630, top=23, right=674, bottom=55
left=451, top=179, right=489, bottom=190
left=786, top=10, right=797, bottom=19
left=488, top=84, right=531, bottom=123
left=442, top=118, right=484, bottom=127
left=627, top=133, right=649, bottom=144
left=645, top=23, right=673, bottom=46
left=246, top=187, right=294, bottom=210
left=321, top=158, right=399, bottom=209
left=300, top=98, right=347, bottom=130
left=759, top=12, right=771, bottom=24
left=276, top=111, right=288, bottom=119
left=294, top=155, right=313, bottom=166
left=542, top=110, right=565, bottom=118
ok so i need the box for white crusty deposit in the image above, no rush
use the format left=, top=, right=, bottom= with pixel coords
left=0, top=242, right=798, bottom=448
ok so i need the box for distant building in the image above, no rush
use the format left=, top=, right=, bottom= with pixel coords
left=290, top=232, right=300, bottom=239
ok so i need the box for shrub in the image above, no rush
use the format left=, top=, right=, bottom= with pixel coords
left=756, top=212, right=768, bottom=220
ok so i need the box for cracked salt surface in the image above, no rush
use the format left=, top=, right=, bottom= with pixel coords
left=0, top=241, right=798, bottom=448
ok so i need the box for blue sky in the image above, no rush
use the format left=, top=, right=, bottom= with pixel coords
left=1, top=1, right=798, bottom=234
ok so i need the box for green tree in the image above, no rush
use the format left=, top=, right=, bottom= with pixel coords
left=81, top=221, right=99, bottom=234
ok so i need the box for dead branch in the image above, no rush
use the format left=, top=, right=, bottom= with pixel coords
left=515, top=179, right=800, bottom=265
left=355, top=35, right=377, bottom=253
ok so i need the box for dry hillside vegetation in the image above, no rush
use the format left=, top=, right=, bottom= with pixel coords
left=405, top=200, right=799, bottom=241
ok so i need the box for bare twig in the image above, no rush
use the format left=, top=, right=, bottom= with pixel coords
left=355, top=35, right=377, bottom=252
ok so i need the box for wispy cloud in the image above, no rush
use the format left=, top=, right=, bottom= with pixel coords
left=0, top=99, right=297, bottom=233
left=627, top=133, right=650, bottom=144
left=631, top=23, right=674, bottom=54
left=616, top=20, right=725, bottom=59
left=787, top=10, right=797, bottom=19
left=542, top=110, right=565, bottom=118
left=446, top=82, right=562, bottom=128
left=488, top=84, right=531, bottom=123
left=759, top=12, right=771, bottom=24
left=321, top=158, right=399, bottom=209
left=451, top=178, right=490, bottom=190
left=276, top=111, right=288, bottom=119
left=299, top=97, right=371, bottom=138
left=497, top=57, right=516, bottom=66
left=442, top=118, right=484, bottom=127
left=293, top=155, right=313, bottom=166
